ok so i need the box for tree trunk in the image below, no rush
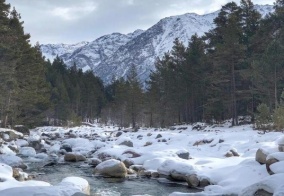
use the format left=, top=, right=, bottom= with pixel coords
left=231, top=62, right=238, bottom=126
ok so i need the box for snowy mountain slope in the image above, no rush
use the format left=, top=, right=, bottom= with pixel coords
left=40, top=5, right=273, bottom=84
left=40, top=42, right=89, bottom=62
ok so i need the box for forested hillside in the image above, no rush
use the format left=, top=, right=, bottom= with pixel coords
left=102, top=0, right=284, bottom=128
left=1, top=0, right=284, bottom=129
left=0, top=0, right=104, bottom=127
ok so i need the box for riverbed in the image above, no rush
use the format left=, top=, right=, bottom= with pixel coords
left=27, top=162, right=200, bottom=196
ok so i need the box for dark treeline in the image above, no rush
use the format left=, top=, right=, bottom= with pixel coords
left=0, top=0, right=104, bottom=127
left=102, top=0, right=284, bottom=128
left=2, top=0, right=284, bottom=129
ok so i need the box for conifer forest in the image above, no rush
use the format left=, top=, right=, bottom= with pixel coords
left=1, top=0, right=284, bottom=129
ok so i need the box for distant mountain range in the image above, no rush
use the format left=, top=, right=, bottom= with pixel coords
left=40, top=5, right=274, bottom=84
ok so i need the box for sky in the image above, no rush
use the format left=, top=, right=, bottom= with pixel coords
left=6, top=0, right=274, bottom=45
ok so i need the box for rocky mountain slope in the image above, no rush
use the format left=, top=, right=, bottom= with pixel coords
left=41, top=5, right=274, bottom=84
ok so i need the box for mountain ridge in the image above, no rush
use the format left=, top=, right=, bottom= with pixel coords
left=40, top=4, right=274, bottom=84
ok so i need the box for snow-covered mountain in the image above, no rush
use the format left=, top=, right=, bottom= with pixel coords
left=41, top=42, right=89, bottom=62
left=41, top=5, right=273, bottom=84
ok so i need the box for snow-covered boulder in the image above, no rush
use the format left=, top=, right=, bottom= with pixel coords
left=119, top=140, right=133, bottom=147
left=240, top=173, right=284, bottom=196
left=19, top=147, right=36, bottom=157
left=0, top=176, right=90, bottom=196
left=0, top=155, right=27, bottom=169
left=0, top=129, right=23, bottom=142
left=94, top=159, right=127, bottom=178
left=266, top=152, right=284, bottom=175
left=157, top=159, right=196, bottom=181
left=277, top=136, right=284, bottom=152
left=60, top=177, right=90, bottom=195
left=116, top=137, right=133, bottom=147
left=176, top=150, right=190, bottom=160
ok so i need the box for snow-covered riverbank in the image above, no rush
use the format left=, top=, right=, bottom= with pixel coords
left=0, top=122, right=283, bottom=195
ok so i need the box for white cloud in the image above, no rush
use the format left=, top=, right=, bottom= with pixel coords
left=5, top=0, right=275, bottom=44
left=50, top=3, right=96, bottom=21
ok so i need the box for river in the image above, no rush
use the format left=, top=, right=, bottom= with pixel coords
left=27, top=162, right=200, bottom=196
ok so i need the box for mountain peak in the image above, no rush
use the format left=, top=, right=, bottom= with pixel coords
left=41, top=5, right=274, bottom=84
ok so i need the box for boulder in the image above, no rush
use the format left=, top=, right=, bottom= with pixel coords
left=144, top=142, right=152, bottom=146
left=170, top=171, right=186, bottom=181
left=176, top=150, right=190, bottom=160
left=61, top=177, right=90, bottom=195
left=279, top=145, right=284, bottom=152
left=266, top=158, right=279, bottom=175
left=277, top=136, right=284, bottom=152
left=129, top=165, right=143, bottom=172
left=123, top=159, right=134, bottom=168
left=0, top=129, right=22, bottom=142
left=151, top=171, right=159, bottom=178
left=60, top=144, right=72, bottom=152
left=88, top=158, right=102, bottom=167
left=155, top=134, right=162, bottom=139
left=199, top=178, right=210, bottom=187
left=254, top=189, right=273, bottom=196
left=19, top=147, right=36, bottom=157
left=186, top=174, right=199, bottom=188
left=256, top=148, right=268, bottom=164
left=127, top=168, right=136, bottom=175
left=122, top=150, right=141, bottom=158
left=29, top=140, right=43, bottom=152
left=64, top=153, right=86, bottom=162
left=119, top=140, right=133, bottom=147
left=0, top=154, right=27, bottom=169
left=97, top=152, right=113, bottom=161
left=116, top=132, right=123, bottom=137
left=94, top=159, right=127, bottom=178
left=225, top=151, right=233, bottom=157
left=138, top=169, right=152, bottom=177
left=230, top=149, right=240, bottom=157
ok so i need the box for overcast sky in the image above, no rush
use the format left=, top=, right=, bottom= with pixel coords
left=6, top=0, right=274, bottom=44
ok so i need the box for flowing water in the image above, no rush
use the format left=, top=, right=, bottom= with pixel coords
left=26, top=162, right=200, bottom=196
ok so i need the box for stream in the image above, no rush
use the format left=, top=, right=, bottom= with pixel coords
left=26, top=161, right=200, bottom=196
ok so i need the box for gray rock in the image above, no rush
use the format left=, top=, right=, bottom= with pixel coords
left=151, top=171, right=159, bottom=178
left=155, top=134, right=162, bottom=139
left=170, top=171, right=186, bottom=181
left=230, top=149, right=240, bottom=157
left=60, top=144, right=72, bottom=152
left=186, top=174, right=199, bottom=188
left=255, top=149, right=268, bottom=165
left=116, top=132, right=123, bottom=137
left=119, top=140, right=133, bottom=147
left=279, top=145, right=284, bottom=152
left=29, top=140, right=43, bottom=151
left=177, top=151, right=190, bottom=160
left=94, top=159, right=127, bottom=178
left=225, top=152, right=233, bottom=157
left=199, top=178, right=210, bottom=187
left=123, top=159, right=134, bottom=168
left=64, top=153, right=86, bottom=162
left=89, top=158, right=102, bottom=167
left=266, top=158, right=279, bottom=175
left=254, top=189, right=273, bottom=196
left=144, top=142, right=152, bottom=146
